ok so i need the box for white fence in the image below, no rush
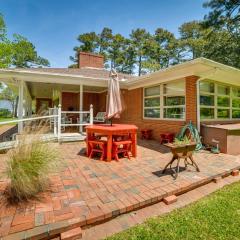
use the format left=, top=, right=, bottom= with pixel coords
left=0, top=104, right=94, bottom=142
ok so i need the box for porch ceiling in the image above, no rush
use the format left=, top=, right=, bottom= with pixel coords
left=27, top=82, right=106, bottom=99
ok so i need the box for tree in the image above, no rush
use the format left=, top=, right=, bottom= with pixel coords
left=98, top=27, right=112, bottom=56
left=202, top=0, right=240, bottom=68
left=203, top=0, right=240, bottom=32
left=0, top=14, right=12, bottom=68
left=11, top=34, right=50, bottom=68
left=0, top=86, right=17, bottom=117
left=0, top=13, right=50, bottom=117
left=178, top=21, right=208, bottom=60
left=70, top=32, right=99, bottom=67
left=130, top=28, right=151, bottom=76
left=108, top=33, right=126, bottom=69
left=203, top=29, right=240, bottom=68
left=0, top=13, right=50, bottom=69
left=149, top=28, right=178, bottom=70
left=119, top=39, right=136, bottom=74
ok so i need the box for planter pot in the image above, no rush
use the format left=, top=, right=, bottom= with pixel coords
left=163, top=143, right=200, bottom=179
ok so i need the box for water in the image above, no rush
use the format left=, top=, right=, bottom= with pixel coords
left=0, top=100, right=12, bottom=111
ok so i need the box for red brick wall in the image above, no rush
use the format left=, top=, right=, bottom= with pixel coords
left=83, top=92, right=100, bottom=115
left=104, top=76, right=200, bottom=140
left=61, top=92, right=79, bottom=111
left=111, top=88, right=186, bottom=140
left=185, top=75, right=199, bottom=126
left=78, top=52, right=104, bottom=69
left=62, top=92, right=100, bottom=115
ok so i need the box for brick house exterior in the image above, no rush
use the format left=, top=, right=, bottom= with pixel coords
left=99, top=76, right=200, bottom=140
left=1, top=52, right=240, bottom=144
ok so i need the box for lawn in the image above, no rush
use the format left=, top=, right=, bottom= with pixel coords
left=0, top=117, right=17, bottom=125
left=107, top=181, right=240, bottom=240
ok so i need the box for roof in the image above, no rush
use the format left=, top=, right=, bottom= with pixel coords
left=125, top=57, right=240, bottom=89
left=14, top=67, right=133, bottom=81
left=1, top=58, right=240, bottom=89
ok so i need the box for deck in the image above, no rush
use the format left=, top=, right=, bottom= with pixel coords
left=0, top=139, right=240, bottom=239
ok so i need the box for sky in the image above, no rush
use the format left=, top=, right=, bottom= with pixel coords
left=0, top=0, right=208, bottom=68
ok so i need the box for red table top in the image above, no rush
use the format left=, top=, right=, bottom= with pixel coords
left=85, top=124, right=138, bottom=133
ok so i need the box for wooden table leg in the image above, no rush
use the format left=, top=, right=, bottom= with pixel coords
left=86, top=131, right=90, bottom=157
left=189, top=154, right=200, bottom=172
left=131, top=132, right=137, bottom=157
left=106, top=134, right=112, bottom=162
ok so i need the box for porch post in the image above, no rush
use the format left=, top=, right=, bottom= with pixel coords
left=90, top=104, right=93, bottom=124
left=79, top=84, right=83, bottom=132
left=57, top=104, right=61, bottom=141
left=18, top=80, right=24, bottom=133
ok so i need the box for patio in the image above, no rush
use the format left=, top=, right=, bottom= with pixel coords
left=1, top=139, right=240, bottom=239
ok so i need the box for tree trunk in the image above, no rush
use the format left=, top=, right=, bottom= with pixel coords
left=138, top=55, right=142, bottom=76
left=14, top=96, right=19, bottom=118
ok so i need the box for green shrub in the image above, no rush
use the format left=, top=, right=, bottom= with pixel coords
left=5, top=134, right=61, bottom=203
left=0, top=108, right=11, bottom=117
left=173, top=135, right=191, bottom=146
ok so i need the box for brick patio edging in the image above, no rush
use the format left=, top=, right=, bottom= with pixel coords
left=3, top=166, right=240, bottom=240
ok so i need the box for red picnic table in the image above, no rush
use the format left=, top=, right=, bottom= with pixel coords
left=85, top=124, right=138, bottom=162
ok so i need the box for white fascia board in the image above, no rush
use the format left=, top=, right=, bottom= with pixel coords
left=0, top=70, right=109, bottom=87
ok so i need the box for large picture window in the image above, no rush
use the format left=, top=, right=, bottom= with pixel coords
left=143, top=81, right=185, bottom=120
left=143, top=86, right=160, bottom=119
left=200, top=81, right=240, bottom=120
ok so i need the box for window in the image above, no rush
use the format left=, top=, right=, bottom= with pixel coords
left=143, top=85, right=160, bottom=119
left=232, top=87, right=240, bottom=119
left=163, top=81, right=185, bottom=119
left=200, top=81, right=240, bottom=120
left=143, top=81, right=185, bottom=119
left=199, top=81, right=215, bottom=120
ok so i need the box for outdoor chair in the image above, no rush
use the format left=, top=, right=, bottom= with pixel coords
left=61, top=114, right=72, bottom=132
left=160, top=133, right=175, bottom=144
left=112, top=139, right=132, bottom=161
left=93, top=112, right=106, bottom=123
left=112, top=134, right=132, bottom=161
left=141, top=129, right=153, bottom=140
left=88, top=139, right=107, bottom=161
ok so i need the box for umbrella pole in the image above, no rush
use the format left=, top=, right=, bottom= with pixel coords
left=110, top=118, right=112, bottom=126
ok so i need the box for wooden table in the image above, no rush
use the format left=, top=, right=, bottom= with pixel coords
left=85, top=124, right=138, bottom=161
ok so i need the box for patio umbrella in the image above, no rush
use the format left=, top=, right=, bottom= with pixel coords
left=106, top=69, right=124, bottom=125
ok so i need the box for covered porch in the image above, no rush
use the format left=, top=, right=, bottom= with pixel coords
left=0, top=68, right=111, bottom=140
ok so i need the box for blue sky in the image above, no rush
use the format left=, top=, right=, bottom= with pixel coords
left=0, top=0, right=208, bottom=67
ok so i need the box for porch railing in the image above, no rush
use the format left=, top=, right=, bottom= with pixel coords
left=0, top=104, right=94, bottom=143
left=56, top=104, right=93, bottom=140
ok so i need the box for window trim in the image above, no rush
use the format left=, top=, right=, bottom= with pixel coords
left=200, top=80, right=240, bottom=121
left=143, top=80, right=186, bottom=121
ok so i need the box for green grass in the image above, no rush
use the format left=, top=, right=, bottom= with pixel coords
left=0, top=117, right=17, bottom=125
left=0, top=117, right=17, bottom=122
left=107, top=182, right=240, bottom=240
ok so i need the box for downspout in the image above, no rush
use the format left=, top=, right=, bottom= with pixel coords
left=196, top=79, right=201, bottom=131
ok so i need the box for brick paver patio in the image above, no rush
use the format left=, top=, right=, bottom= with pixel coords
left=1, top=139, right=240, bottom=239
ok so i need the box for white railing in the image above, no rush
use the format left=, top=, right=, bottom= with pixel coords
left=0, top=104, right=94, bottom=142
left=57, top=104, right=93, bottom=140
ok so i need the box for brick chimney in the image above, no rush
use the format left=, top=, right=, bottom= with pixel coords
left=78, top=52, right=104, bottom=69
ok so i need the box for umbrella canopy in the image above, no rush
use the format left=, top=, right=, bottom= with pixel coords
left=106, top=69, right=123, bottom=120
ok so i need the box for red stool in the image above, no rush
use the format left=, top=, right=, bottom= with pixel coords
left=85, top=134, right=97, bottom=157
left=141, top=129, right=152, bottom=140
left=112, top=140, right=132, bottom=161
left=88, top=140, right=107, bottom=161
left=160, top=133, right=175, bottom=144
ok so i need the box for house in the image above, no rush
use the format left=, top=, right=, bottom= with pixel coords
left=1, top=52, right=240, bottom=145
